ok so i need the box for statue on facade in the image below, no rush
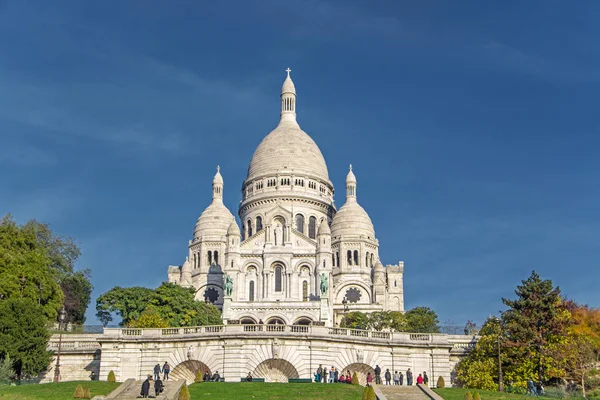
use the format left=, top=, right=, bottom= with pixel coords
left=320, top=273, right=328, bottom=295
left=272, top=339, right=280, bottom=359
left=187, top=345, right=195, bottom=360
left=356, top=348, right=364, bottom=364
left=224, top=274, right=233, bottom=297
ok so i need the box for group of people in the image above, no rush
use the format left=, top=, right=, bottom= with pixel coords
left=367, top=367, right=429, bottom=387
left=526, top=380, right=545, bottom=396
left=201, top=370, right=222, bottom=382
left=139, top=362, right=170, bottom=398
left=314, top=365, right=355, bottom=384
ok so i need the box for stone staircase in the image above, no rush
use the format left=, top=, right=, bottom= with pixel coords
left=104, top=378, right=185, bottom=399
left=377, top=385, right=432, bottom=400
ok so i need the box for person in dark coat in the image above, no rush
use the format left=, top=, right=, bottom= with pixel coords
left=140, top=375, right=151, bottom=398
left=212, top=370, right=221, bottom=382
left=153, top=364, right=161, bottom=381
left=162, top=362, right=170, bottom=380
left=423, top=371, right=429, bottom=386
left=154, top=377, right=164, bottom=397
left=406, top=368, right=413, bottom=386
left=399, top=371, right=404, bottom=385
left=203, top=371, right=210, bottom=382
left=374, top=365, right=382, bottom=385
left=385, top=369, right=392, bottom=385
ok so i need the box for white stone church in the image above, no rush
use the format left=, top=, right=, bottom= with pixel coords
left=168, top=70, right=404, bottom=327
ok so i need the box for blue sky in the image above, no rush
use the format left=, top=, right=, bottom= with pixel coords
left=1, top=1, right=599, bottom=327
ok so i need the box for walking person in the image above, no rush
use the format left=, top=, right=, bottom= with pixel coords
left=316, top=365, right=323, bottom=383
left=406, top=368, right=413, bottom=386
left=334, top=367, right=339, bottom=383
left=393, top=371, right=400, bottom=385
left=153, top=363, right=161, bottom=381
left=385, top=369, right=392, bottom=385
left=423, top=372, right=429, bottom=386
left=162, top=361, right=171, bottom=381
left=154, top=377, right=163, bottom=397
left=140, top=375, right=151, bottom=399
left=329, top=366, right=335, bottom=383
left=399, top=371, right=404, bottom=385
left=374, top=365, right=382, bottom=385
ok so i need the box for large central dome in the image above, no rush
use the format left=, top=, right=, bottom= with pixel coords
left=245, top=71, right=330, bottom=184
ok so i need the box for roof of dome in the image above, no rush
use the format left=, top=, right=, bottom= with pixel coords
left=213, top=166, right=223, bottom=184
left=246, top=119, right=330, bottom=183
left=331, top=201, right=375, bottom=240
left=282, top=76, right=296, bottom=94
left=227, top=220, right=241, bottom=236
left=193, top=202, right=234, bottom=239
left=318, top=220, right=331, bottom=235
left=374, top=259, right=384, bottom=271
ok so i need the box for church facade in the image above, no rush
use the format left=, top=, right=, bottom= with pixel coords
left=168, top=70, right=404, bottom=327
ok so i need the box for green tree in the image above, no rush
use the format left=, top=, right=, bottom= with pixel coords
left=502, top=271, right=571, bottom=383
left=61, top=270, right=93, bottom=325
left=0, top=215, right=93, bottom=324
left=0, top=298, right=52, bottom=379
left=128, top=306, right=169, bottom=328
left=405, top=307, right=440, bottom=333
left=0, top=354, right=15, bottom=383
left=96, top=283, right=221, bottom=327
left=342, top=312, right=370, bottom=330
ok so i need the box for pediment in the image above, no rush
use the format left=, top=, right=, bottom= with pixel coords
left=241, top=229, right=266, bottom=250
left=264, top=204, right=293, bottom=223
left=289, top=229, right=317, bottom=249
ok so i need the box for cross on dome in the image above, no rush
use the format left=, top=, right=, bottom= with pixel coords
left=286, top=67, right=291, bottom=77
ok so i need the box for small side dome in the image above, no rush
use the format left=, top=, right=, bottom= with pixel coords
left=282, top=67, right=296, bottom=94
left=193, top=203, right=234, bottom=239
left=227, top=220, right=241, bottom=236
left=318, top=220, right=331, bottom=235
left=331, top=202, right=375, bottom=240
left=374, top=259, right=385, bottom=272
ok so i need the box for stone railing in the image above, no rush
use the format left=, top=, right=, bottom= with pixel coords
left=47, top=334, right=101, bottom=352
left=102, top=325, right=465, bottom=347
left=447, top=334, right=478, bottom=353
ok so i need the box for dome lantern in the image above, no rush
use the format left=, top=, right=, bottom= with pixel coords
left=346, top=164, right=357, bottom=202
left=280, top=68, right=297, bottom=122
left=213, top=165, right=224, bottom=203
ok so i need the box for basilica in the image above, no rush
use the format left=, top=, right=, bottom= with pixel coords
left=168, top=70, right=404, bottom=327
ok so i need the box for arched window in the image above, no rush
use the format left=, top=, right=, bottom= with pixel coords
left=308, top=216, right=316, bottom=239
left=207, top=251, right=212, bottom=266
left=347, top=250, right=352, bottom=266
left=302, top=281, right=308, bottom=301
left=353, top=250, right=359, bottom=266
left=394, top=280, right=397, bottom=287
left=332, top=254, right=335, bottom=267
left=274, top=266, right=283, bottom=292
left=256, top=216, right=263, bottom=232
left=336, top=252, right=340, bottom=267
left=242, top=223, right=245, bottom=240
left=295, top=214, right=305, bottom=233
left=366, top=252, right=370, bottom=267
left=371, top=253, right=374, bottom=267
left=247, top=220, right=253, bottom=237
left=249, top=281, right=255, bottom=302
left=214, top=251, right=219, bottom=265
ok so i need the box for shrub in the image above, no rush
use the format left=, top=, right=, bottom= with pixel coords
left=437, top=376, right=445, bottom=388
left=83, top=387, right=91, bottom=399
left=352, top=372, right=359, bottom=385
left=194, top=370, right=203, bottom=383
left=464, top=391, right=473, bottom=400
left=179, top=384, right=190, bottom=400
left=107, top=370, right=116, bottom=383
left=362, top=385, right=376, bottom=400
left=73, top=384, right=84, bottom=398
left=473, top=391, right=481, bottom=400
left=544, top=386, right=568, bottom=399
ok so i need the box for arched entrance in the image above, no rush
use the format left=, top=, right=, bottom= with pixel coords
left=293, top=317, right=312, bottom=325
left=170, top=360, right=212, bottom=384
left=252, top=359, right=299, bottom=383
left=341, top=363, right=375, bottom=386
left=266, top=317, right=286, bottom=325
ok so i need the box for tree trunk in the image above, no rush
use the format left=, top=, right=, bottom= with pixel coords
left=582, top=371, right=586, bottom=399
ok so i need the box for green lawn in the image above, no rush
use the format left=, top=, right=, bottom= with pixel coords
left=188, top=382, right=364, bottom=399
left=435, top=388, right=532, bottom=400
left=0, top=381, right=120, bottom=400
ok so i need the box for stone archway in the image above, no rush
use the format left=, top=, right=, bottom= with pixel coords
left=341, top=363, right=375, bottom=386
left=252, top=359, right=299, bottom=383
left=170, top=360, right=211, bottom=384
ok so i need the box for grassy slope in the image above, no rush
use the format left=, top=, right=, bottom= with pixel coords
left=0, top=381, right=120, bottom=400
left=188, top=382, right=364, bottom=399
left=435, top=388, right=530, bottom=400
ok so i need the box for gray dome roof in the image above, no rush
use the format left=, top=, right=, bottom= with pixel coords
left=331, top=201, right=375, bottom=240
left=227, top=220, right=241, bottom=236
left=193, top=201, right=234, bottom=239
left=246, top=120, right=330, bottom=183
